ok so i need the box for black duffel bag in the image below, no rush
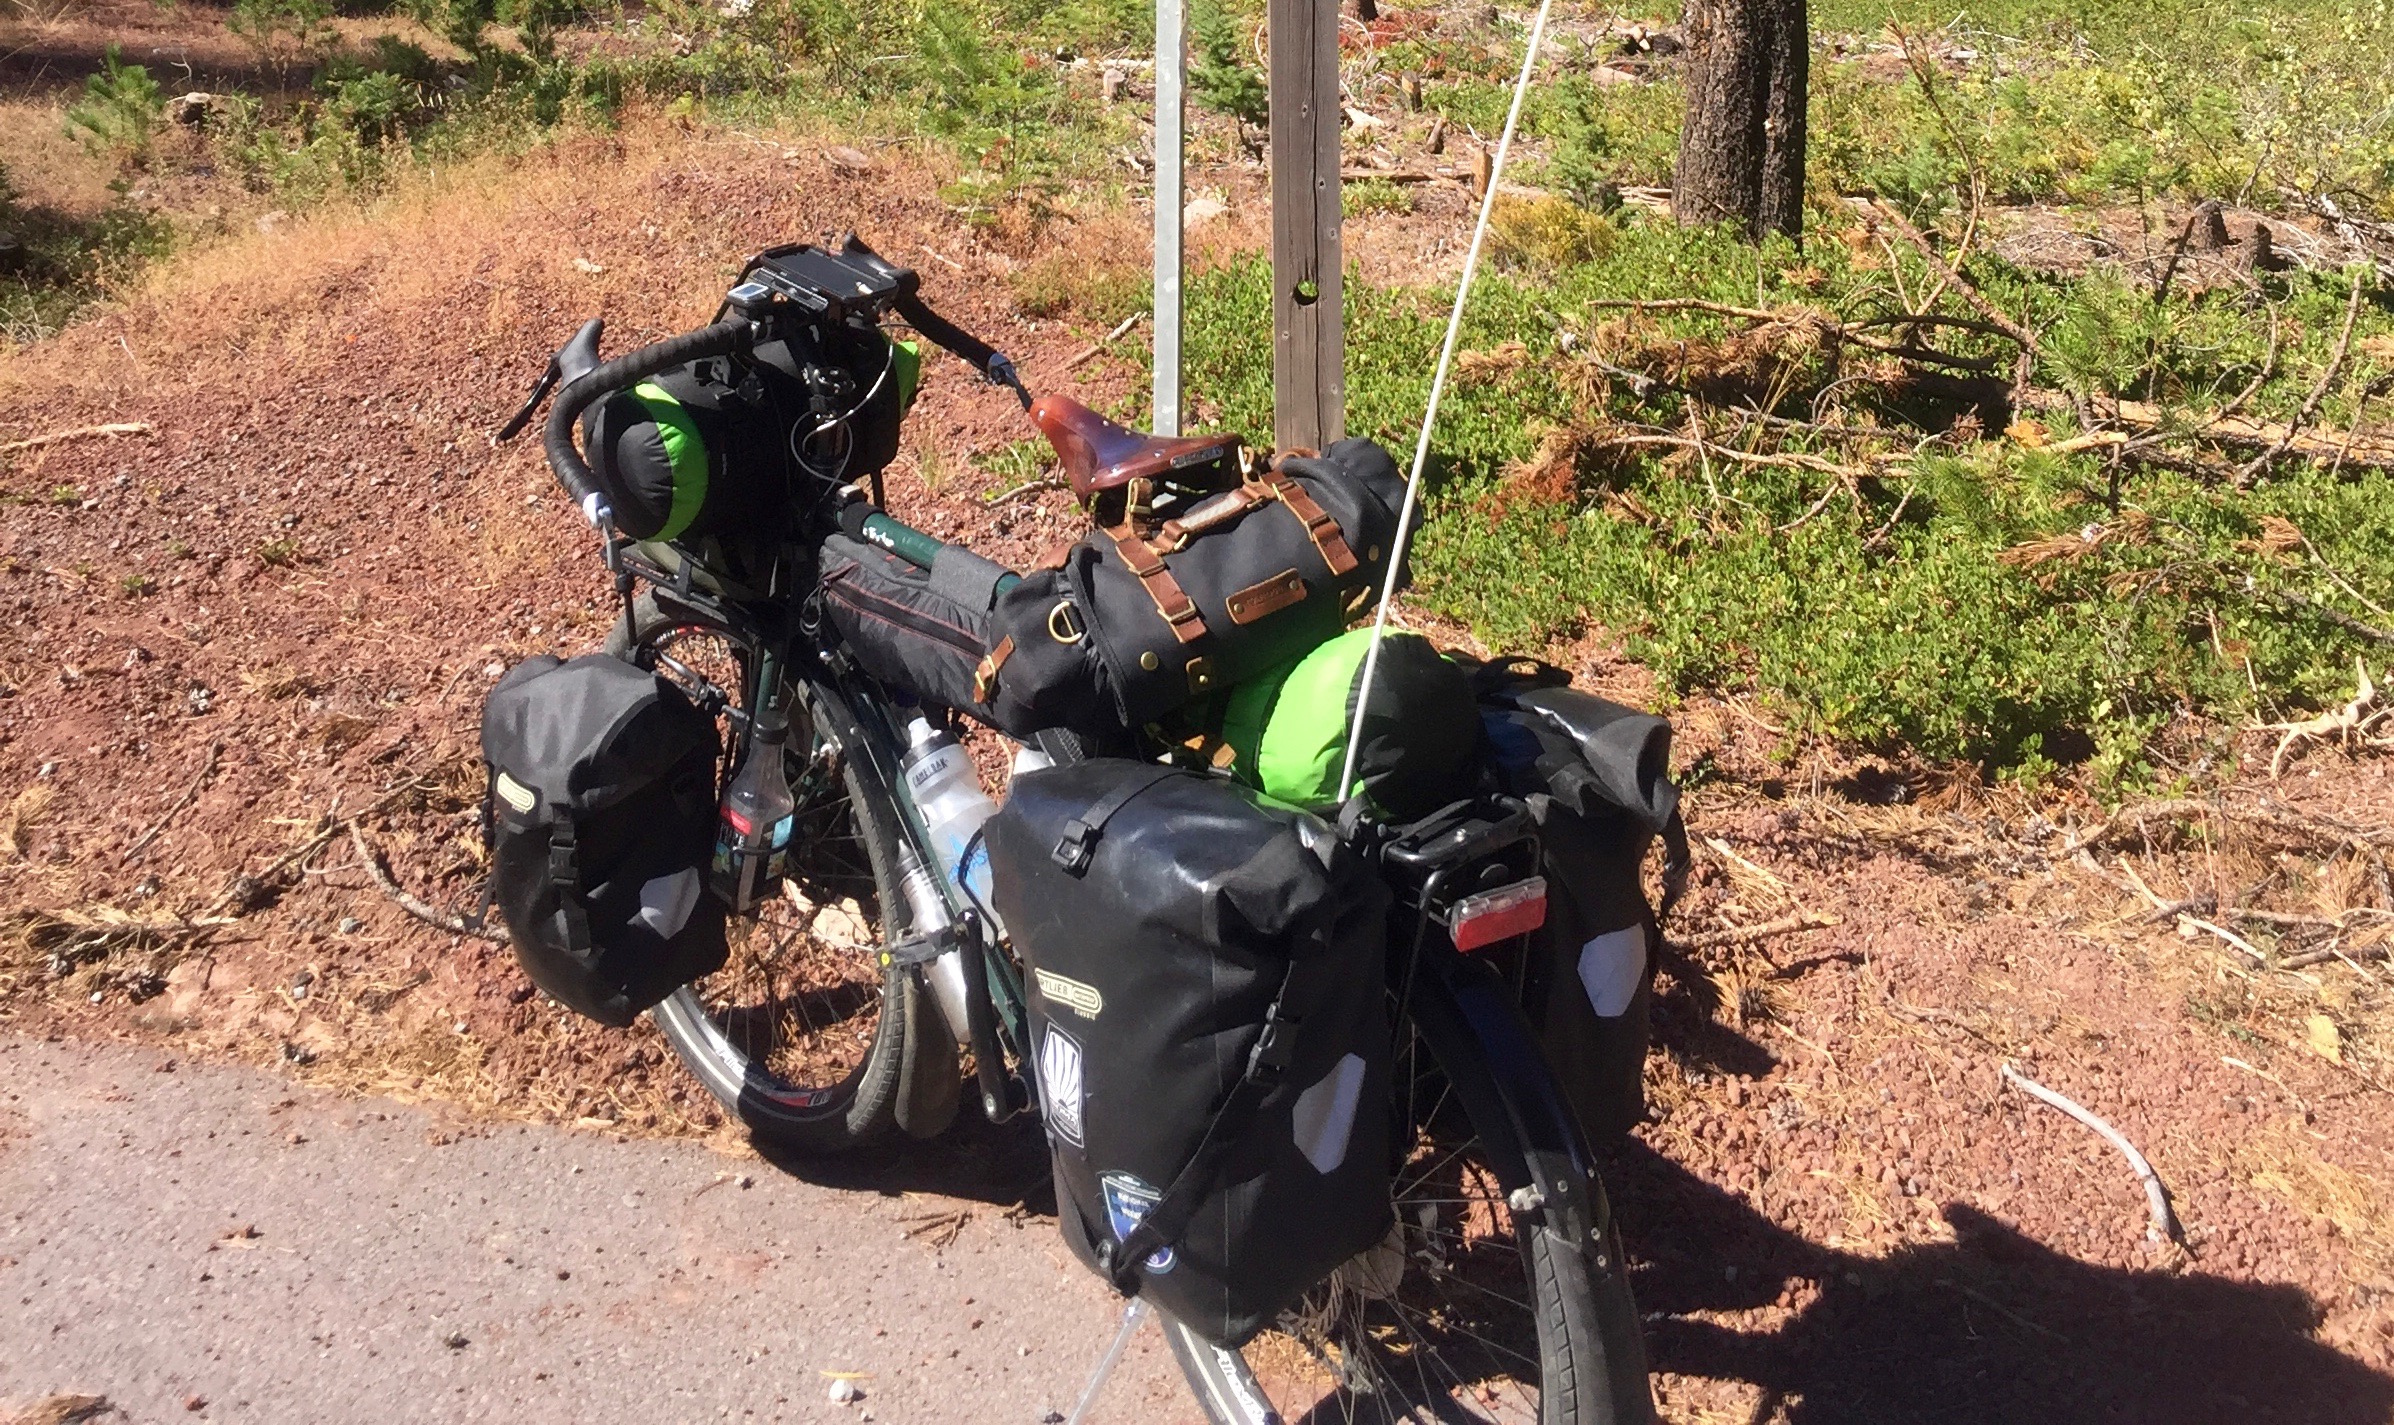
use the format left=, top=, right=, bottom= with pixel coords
left=986, top=761, right=1394, bottom=1347
left=980, top=439, right=1411, bottom=736
left=480, top=654, right=728, bottom=1027
left=1473, top=658, right=1688, bottom=1140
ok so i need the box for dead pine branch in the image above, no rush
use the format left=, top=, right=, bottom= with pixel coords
left=2237, top=269, right=2369, bottom=487
left=1870, top=200, right=2045, bottom=399
left=1669, top=910, right=1841, bottom=953
left=348, top=821, right=502, bottom=941
left=123, top=739, right=223, bottom=862
left=0, top=421, right=154, bottom=454
left=2262, top=590, right=2394, bottom=648
left=2260, top=657, right=2390, bottom=777
left=2000, top=1062, right=2183, bottom=1245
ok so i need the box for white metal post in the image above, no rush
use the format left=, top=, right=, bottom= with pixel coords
left=1153, top=0, right=1186, bottom=436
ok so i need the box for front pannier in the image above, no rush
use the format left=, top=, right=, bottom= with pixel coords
left=981, top=439, right=1412, bottom=735
left=480, top=654, right=729, bottom=1027
left=986, top=762, right=1394, bottom=1346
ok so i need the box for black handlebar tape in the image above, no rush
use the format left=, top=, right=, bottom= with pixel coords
left=541, top=318, right=755, bottom=520
left=890, top=291, right=999, bottom=371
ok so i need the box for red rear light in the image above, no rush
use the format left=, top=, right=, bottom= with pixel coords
left=1447, top=876, right=1547, bottom=952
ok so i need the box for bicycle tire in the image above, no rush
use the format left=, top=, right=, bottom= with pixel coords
left=609, top=592, right=933, bottom=1152
left=1158, top=969, right=1654, bottom=1425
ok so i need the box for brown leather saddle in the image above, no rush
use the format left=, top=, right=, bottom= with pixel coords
left=1031, top=394, right=1244, bottom=525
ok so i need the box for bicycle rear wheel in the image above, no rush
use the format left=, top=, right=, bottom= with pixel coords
left=1159, top=974, right=1653, bottom=1424
left=611, top=594, right=944, bottom=1151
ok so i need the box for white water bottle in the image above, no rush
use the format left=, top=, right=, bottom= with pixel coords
left=901, top=717, right=1001, bottom=923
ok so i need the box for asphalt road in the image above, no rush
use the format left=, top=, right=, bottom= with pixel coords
left=0, top=1034, right=1193, bottom=1425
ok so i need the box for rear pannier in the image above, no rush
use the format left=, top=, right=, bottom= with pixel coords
left=1474, top=658, right=1687, bottom=1139
left=480, top=654, right=728, bottom=1027
left=986, top=761, right=1394, bottom=1346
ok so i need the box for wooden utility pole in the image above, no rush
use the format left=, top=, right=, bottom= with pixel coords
left=1269, top=0, right=1343, bottom=450
left=1674, top=0, right=1808, bottom=241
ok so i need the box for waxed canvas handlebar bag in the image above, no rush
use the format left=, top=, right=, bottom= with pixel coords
left=986, top=761, right=1394, bottom=1347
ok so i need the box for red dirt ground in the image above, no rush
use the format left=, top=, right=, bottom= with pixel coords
left=4, top=126, right=2393, bottom=1423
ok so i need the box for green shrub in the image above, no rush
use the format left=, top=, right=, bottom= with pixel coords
left=1190, top=0, right=1266, bottom=133
left=64, top=48, right=163, bottom=162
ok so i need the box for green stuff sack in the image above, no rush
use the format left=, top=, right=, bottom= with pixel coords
left=582, top=327, right=916, bottom=543
left=1219, top=629, right=1480, bottom=821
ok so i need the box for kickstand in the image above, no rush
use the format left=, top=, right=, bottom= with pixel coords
left=1066, top=1297, right=1151, bottom=1425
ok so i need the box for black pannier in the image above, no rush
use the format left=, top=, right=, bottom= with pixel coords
left=980, top=439, right=1412, bottom=736
left=481, top=654, right=729, bottom=1027
left=986, top=761, right=1394, bottom=1346
left=816, top=530, right=1012, bottom=720
left=1474, top=658, right=1687, bottom=1140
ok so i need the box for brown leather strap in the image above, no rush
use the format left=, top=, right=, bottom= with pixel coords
left=1152, top=482, right=1275, bottom=553
left=1264, top=468, right=1359, bottom=577
left=1105, top=526, right=1208, bottom=645
left=972, top=635, right=1015, bottom=705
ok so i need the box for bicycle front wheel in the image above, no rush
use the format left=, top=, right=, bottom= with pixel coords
left=612, top=594, right=945, bottom=1151
left=1159, top=970, right=1654, bottom=1424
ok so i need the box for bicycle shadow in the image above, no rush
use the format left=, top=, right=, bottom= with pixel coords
left=1602, top=1135, right=2394, bottom=1424
left=748, top=1083, right=1062, bottom=1214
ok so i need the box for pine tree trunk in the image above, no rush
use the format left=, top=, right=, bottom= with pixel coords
left=1757, top=0, right=1809, bottom=239
left=1673, top=0, right=1765, bottom=232
left=1674, top=0, right=1808, bottom=241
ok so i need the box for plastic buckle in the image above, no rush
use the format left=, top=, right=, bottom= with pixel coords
left=1053, top=820, right=1098, bottom=874
left=1248, top=1018, right=1298, bottom=1078
left=546, top=837, right=576, bottom=889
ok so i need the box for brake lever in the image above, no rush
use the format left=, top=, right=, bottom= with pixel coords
left=494, top=358, right=559, bottom=442
left=987, top=353, right=1033, bottom=412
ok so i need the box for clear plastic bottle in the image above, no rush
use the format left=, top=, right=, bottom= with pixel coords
left=710, top=710, right=797, bottom=913
left=902, top=716, right=1002, bottom=922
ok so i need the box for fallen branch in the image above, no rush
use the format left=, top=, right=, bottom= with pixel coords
left=2001, top=1061, right=2182, bottom=1244
left=2177, top=914, right=2268, bottom=963
left=2261, top=590, right=2394, bottom=648
left=123, top=739, right=222, bottom=862
left=2279, top=943, right=2392, bottom=970
left=348, top=821, right=502, bottom=940
left=200, top=774, right=439, bottom=916
left=1059, top=310, right=1148, bottom=372
left=1669, top=910, right=1840, bottom=953
left=2237, top=269, right=2368, bottom=486
left=1871, top=201, right=2044, bottom=397
left=2261, top=657, right=2389, bottom=776
left=0, top=422, right=154, bottom=454
left=2067, top=397, right=2394, bottom=469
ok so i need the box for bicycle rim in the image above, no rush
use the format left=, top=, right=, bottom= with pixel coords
left=632, top=617, right=909, bottom=1140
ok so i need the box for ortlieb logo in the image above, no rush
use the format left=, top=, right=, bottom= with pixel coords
left=493, top=772, right=537, bottom=814
left=1035, top=968, right=1104, bottom=1019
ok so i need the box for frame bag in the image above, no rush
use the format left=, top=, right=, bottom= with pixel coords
left=980, top=439, right=1411, bottom=736
left=985, top=762, right=1393, bottom=1347
left=817, top=530, right=1013, bottom=721
left=1474, top=659, right=1688, bottom=1139
left=481, top=654, right=729, bottom=1028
